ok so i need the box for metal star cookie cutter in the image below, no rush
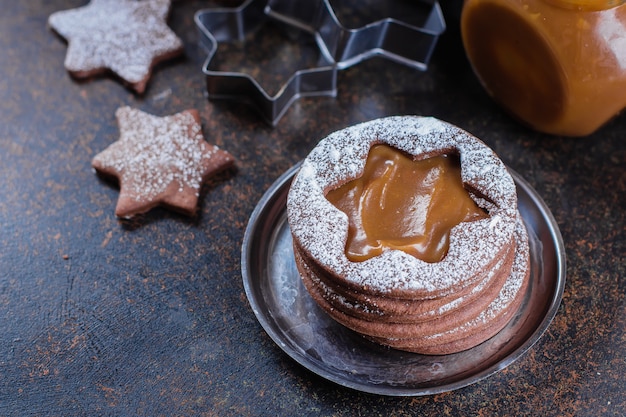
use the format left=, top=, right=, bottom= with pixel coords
left=195, top=0, right=337, bottom=126
left=266, top=0, right=446, bottom=70
left=195, top=0, right=445, bottom=125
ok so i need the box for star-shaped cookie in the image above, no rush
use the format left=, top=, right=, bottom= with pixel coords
left=48, top=0, right=183, bottom=93
left=92, top=106, right=235, bottom=218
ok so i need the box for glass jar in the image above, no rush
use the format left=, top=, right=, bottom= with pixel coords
left=461, top=0, right=626, bottom=136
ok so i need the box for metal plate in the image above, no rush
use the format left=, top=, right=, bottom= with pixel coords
left=241, top=162, right=566, bottom=396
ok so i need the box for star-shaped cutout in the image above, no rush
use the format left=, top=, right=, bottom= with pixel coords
left=326, top=144, right=488, bottom=263
left=92, top=106, right=235, bottom=218
left=48, top=0, right=183, bottom=93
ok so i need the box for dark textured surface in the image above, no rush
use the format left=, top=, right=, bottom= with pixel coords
left=1, top=1, right=624, bottom=416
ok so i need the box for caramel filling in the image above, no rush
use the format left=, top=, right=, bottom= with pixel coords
left=326, top=145, right=488, bottom=263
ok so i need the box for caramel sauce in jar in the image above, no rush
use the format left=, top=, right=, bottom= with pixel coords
left=326, top=144, right=488, bottom=263
left=461, top=0, right=626, bottom=136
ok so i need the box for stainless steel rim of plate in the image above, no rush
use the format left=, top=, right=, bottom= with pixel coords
left=241, top=162, right=566, bottom=396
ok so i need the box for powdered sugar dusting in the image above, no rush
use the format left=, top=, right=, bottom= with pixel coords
left=424, top=215, right=530, bottom=341
left=48, top=0, right=183, bottom=89
left=287, top=116, right=520, bottom=296
left=94, top=107, right=217, bottom=201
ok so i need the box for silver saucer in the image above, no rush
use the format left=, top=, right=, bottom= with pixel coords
left=241, top=162, right=566, bottom=396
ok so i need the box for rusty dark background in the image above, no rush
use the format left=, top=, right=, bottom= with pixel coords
left=0, top=1, right=624, bottom=416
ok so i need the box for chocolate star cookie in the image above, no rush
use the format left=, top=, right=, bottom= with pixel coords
left=48, top=0, right=183, bottom=93
left=92, top=106, right=234, bottom=218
